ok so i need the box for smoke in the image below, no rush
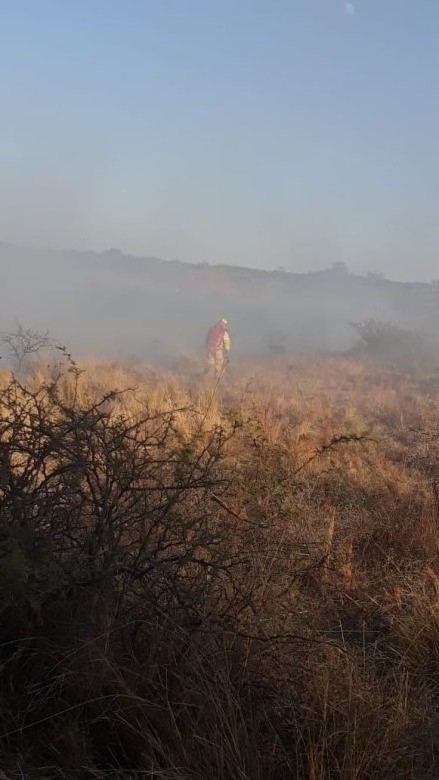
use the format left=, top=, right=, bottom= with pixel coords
left=2, top=243, right=438, bottom=368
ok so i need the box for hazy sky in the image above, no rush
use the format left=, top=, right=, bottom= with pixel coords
left=1, top=1, right=438, bottom=281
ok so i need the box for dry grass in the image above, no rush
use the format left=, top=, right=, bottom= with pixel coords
left=0, top=353, right=439, bottom=778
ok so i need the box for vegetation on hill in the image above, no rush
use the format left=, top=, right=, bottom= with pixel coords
left=3, top=243, right=439, bottom=357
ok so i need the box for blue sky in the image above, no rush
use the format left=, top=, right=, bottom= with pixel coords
left=1, top=1, right=438, bottom=280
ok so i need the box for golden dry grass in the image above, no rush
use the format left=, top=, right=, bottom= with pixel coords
left=1, top=353, right=439, bottom=778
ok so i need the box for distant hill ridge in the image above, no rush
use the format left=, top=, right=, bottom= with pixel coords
left=1, top=242, right=439, bottom=357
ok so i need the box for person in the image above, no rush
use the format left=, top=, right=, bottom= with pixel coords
left=205, top=318, right=231, bottom=377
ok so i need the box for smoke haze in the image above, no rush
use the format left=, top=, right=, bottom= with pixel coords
left=2, top=243, right=439, bottom=365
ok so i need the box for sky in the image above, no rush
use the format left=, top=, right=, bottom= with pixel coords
left=1, top=0, right=438, bottom=281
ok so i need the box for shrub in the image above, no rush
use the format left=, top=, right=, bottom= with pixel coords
left=349, top=319, right=431, bottom=368
left=1, top=323, right=51, bottom=374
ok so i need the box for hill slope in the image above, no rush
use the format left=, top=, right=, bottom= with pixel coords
left=1, top=243, right=439, bottom=358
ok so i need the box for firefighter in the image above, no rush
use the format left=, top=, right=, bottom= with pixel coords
left=205, top=318, right=231, bottom=377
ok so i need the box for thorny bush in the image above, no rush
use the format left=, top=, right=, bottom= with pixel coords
left=0, top=366, right=251, bottom=774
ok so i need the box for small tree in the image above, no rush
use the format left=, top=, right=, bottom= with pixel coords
left=1, top=322, right=51, bottom=372
left=349, top=319, right=429, bottom=367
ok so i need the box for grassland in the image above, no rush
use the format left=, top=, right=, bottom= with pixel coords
left=0, top=352, right=438, bottom=778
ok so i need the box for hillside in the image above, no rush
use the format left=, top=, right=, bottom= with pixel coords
left=1, top=242, right=439, bottom=358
